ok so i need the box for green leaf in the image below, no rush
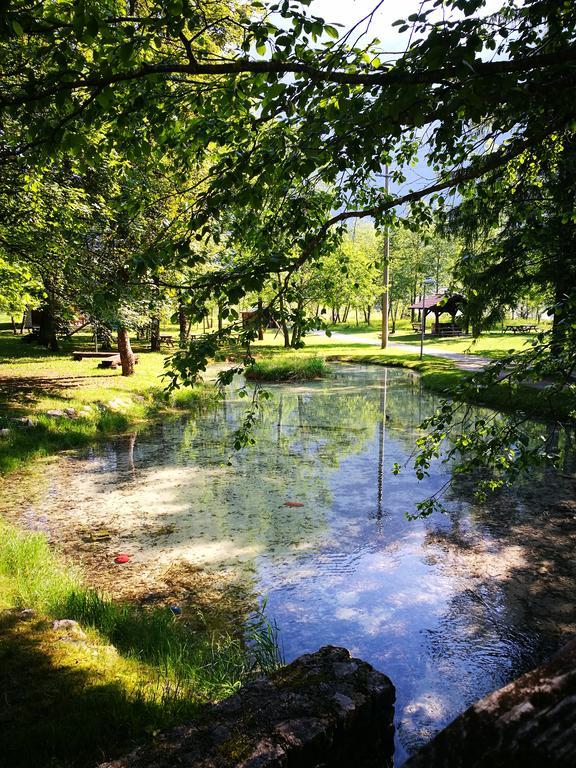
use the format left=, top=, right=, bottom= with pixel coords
left=86, top=16, right=99, bottom=38
left=119, top=41, right=135, bottom=64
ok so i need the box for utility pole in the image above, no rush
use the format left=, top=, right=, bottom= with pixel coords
left=419, top=277, right=435, bottom=359
left=381, top=165, right=390, bottom=349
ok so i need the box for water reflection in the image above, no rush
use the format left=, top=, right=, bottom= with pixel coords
left=10, top=364, right=576, bottom=764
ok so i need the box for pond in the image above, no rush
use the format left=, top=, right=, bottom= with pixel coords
left=8, top=364, right=576, bottom=764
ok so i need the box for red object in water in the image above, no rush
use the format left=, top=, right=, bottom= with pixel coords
left=283, top=501, right=304, bottom=507
left=114, top=554, right=130, bottom=564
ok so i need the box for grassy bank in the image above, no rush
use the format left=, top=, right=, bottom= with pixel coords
left=0, top=518, right=281, bottom=768
left=245, top=354, right=329, bottom=381
left=0, top=326, right=218, bottom=474
left=248, top=344, right=576, bottom=422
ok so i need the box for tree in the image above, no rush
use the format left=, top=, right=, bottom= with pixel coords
left=0, top=159, right=98, bottom=350
left=448, top=137, right=576, bottom=345
left=2, top=0, right=576, bottom=501
left=2, top=0, right=575, bottom=310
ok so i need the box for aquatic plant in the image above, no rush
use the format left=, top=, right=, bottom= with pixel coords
left=246, top=354, right=329, bottom=381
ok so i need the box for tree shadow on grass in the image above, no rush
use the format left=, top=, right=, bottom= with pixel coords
left=0, top=375, right=118, bottom=411
left=0, top=611, right=197, bottom=768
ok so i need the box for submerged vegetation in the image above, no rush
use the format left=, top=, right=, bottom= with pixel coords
left=0, top=518, right=282, bottom=768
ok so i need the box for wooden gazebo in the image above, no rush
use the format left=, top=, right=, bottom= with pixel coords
left=409, top=293, right=468, bottom=336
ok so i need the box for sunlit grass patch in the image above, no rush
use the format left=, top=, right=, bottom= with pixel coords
left=0, top=518, right=282, bottom=767
left=0, top=328, right=220, bottom=474
left=246, top=354, right=329, bottom=381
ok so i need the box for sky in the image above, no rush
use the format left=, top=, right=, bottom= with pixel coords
left=309, top=0, right=504, bottom=51
left=310, top=0, right=421, bottom=40
left=309, top=0, right=424, bottom=47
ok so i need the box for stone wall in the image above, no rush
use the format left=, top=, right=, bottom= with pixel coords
left=99, top=646, right=395, bottom=768
left=404, top=638, right=576, bottom=768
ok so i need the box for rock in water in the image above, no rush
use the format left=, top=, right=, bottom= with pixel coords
left=98, top=645, right=395, bottom=768
left=403, top=639, right=576, bottom=768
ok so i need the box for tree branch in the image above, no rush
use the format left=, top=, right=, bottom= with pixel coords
left=2, top=47, right=576, bottom=108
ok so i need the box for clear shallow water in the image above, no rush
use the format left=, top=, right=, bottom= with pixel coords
left=12, top=365, right=576, bottom=763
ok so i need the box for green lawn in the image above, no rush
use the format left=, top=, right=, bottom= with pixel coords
left=258, top=317, right=544, bottom=358
left=0, top=323, right=216, bottom=474
left=389, top=330, right=540, bottom=358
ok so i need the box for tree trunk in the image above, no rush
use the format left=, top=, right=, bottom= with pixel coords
left=290, top=299, right=304, bottom=347
left=278, top=286, right=290, bottom=348
left=215, top=299, right=223, bottom=334
left=37, top=298, right=59, bottom=351
left=257, top=295, right=264, bottom=341
left=117, top=327, right=135, bottom=376
left=551, top=283, right=566, bottom=358
left=10, top=315, right=17, bottom=335
left=150, top=316, right=161, bottom=352
left=178, top=300, right=187, bottom=347
left=391, top=302, right=399, bottom=334
left=342, top=304, right=350, bottom=323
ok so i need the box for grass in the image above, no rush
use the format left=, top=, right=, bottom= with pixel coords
left=0, top=324, right=218, bottom=474
left=246, top=341, right=576, bottom=422
left=389, top=329, right=541, bottom=358
left=245, top=354, right=329, bottom=381
left=0, top=517, right=282, bottom=768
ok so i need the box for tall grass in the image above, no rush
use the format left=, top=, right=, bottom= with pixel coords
left=246, top=354, right=329, bottom=381
left=0, top=517, right=283, bottom=708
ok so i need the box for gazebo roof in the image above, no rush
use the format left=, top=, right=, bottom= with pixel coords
left=409, top=292, right=466, bottom=312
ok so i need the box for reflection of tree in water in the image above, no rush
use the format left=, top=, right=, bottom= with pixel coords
left=85, top=367, right=446, bottom=569
left=22, top=365, right=576, bottom=763
left=422, top=459, right=576, bottom=716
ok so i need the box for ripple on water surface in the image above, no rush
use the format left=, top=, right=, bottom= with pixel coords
left=8, top=364, right=576, bottom=765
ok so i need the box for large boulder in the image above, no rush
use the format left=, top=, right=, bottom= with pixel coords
left=99, top=646, right=395, bottom=768
left=404, top=639, right=576, bottom=768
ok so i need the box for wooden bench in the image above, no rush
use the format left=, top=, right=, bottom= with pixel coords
left=159, top=335, right=175, bottom=347
left=98, top=354, right=139, bottom=369
left=98, top=354, right=121, bottom=369
left=436, top=328, right=464, bottom=337
left=72, top=351, right=139, bottom=368
left=505, top=324, right=537, bottom=334
left=73, top=350, right=118, bottom=361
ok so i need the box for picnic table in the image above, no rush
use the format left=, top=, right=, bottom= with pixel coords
left=72, top=350, right=139, bottom=369
left=72, top=350, right=118, bottom=361
left=504, top=324, right=538, bottom=334
left=159, top=334, right=175, bottom=347
left=98, top=354, right=140, bottom=369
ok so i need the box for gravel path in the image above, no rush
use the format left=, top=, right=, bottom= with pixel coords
left=324, top=331, right=491, bottom=373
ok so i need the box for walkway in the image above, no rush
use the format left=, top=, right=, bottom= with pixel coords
left=324, top=331, right=490, bottom=373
